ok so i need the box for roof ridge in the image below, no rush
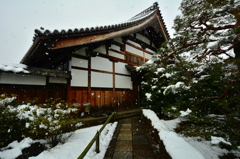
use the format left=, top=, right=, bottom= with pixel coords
left=128, top=2, right=159, bottom=21
left=30, top=2, right=169, bottom=43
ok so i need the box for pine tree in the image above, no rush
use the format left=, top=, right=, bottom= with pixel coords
left=138, top=0, right=240, bottom=141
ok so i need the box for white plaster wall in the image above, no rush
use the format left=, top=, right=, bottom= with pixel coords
left=109, top=50, right=124, bottom=59
left=91, top=56, right=112, bottom=72
left=115, top=75, right=132, bottom=89
left=72, top=57, right=88, bottom=68
left=109, top=45, right=121, bottom=51
left=126, top=44, right=143, bottom=56
left=127, top=40, right=142, bottom=48
left=145, top=53, right=152, bottom=60
left=146, top=48, right=155, bottom=54
left=113, top=37, right=123, bottom=44
left=71, top=69, right=88, bottom=87
left=115, top=62, right=130, bottom=75
left=49, top=77, right=67, bottom=84
left=91, top=72, right=113, bottom=88
left=94, top=46, right=106, bottom=54
left=136, top=33, right=151, bottom=45
left=74, top=47, right=87, bottom=56
left=0, top=73, right=46, bottom=85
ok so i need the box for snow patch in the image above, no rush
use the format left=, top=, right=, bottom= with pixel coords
left=143, top=109, right=205, bottom=159
left=211, top=136, right=231, bottom=145
left=0, top=122, right=117, bottom=159
left=0, top=138, right=34, bottom=159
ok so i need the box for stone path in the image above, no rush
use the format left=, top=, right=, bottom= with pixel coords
left=103, top=116, right=171, bottom=159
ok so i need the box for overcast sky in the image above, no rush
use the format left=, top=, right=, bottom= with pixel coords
left=0, top=0, right=181, bottom=63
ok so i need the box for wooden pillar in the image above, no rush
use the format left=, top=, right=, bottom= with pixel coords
left=66, top=78, right=71, bottom=103
left=112, top=62, right=116, bottom=107
left=45, top=76, right=49, bottom=101
left=113, top=62, right=115, bottom=92
left=67, top=53, right=72, bottom=103
left=87, top=57, right=91, bottom=103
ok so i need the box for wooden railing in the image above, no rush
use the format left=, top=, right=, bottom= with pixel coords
left=77, top=112, right=116, bottom=159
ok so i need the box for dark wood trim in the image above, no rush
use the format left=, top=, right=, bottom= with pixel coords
left=88, top=57, right=91, bottom=102
left=113, top=62, right=115, bottom=92
left=123, top=42, right=126, bottom=60
left=155, top=12, right=170, bottom=41
left=91, top=69, right=113, bottom=75
left=72, top=66, right=88, bottom=71
left=70, top=86, right=132, bottom=91
left=50, top=14, right=157, bottom=50
left=70, top=87, right=88, bottom=90
left=72, top=51, right=142, bottom=69
left=106, top=44, right=109, bottom=55
left=96, top=52, right=137, bottom=66
left=72, top=53, right=89, bottom=60
left=72, top=66, right=130, bottom=77
left=115, top=73, right=131, bottom=77
left=66, top=78, right=71, bottom=103
left=125, top=51, right=149, bottom=61
left=45, top=76, right=49, bottom=100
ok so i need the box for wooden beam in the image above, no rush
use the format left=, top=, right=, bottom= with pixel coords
left=51, top=15, right=156, bottom=50
left=45, top=76, right=49, bottom=100
left=72, top=53, right=89, bottom=60
left=125, top=51, right=149, bottom=61
left=155, top=12, right=170, bottom=41
left=72, top=66, right=130, bottom=77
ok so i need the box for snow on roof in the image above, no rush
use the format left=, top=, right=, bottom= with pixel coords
left=0, top=62, right=29, bottom=73
left=0, top=62, right=70, bottom=78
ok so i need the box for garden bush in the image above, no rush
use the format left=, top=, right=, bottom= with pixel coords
left=0, top=95, right=82, bottom=148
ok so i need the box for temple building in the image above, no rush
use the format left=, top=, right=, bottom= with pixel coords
left=0, top=2, right=169, bottom=111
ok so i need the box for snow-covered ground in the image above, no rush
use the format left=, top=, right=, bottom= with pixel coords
left=1, top=109, right=239, bottom=159
left=143, top=109, right=240, bottom=159
left=0, top=122, right=117, bottom=159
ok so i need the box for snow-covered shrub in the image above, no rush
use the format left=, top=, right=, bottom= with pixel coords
left=18, top=98, right=81, bottom=147
left=0, top=94, right=16, bottom=107
left=0, top=96, right=82, bottom=148
left=0, top=94, right=27, bottom=148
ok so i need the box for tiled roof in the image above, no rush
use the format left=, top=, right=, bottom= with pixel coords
left=32, top=2, right=169, bottom=42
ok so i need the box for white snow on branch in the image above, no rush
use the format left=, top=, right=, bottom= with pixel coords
left=0, top=96, right=17, bottom=107
left=163, top=82, right=190, bottom=95
left=155, top=67, right=165, bottom=74
left=180, top=108, right=192, bottom=117
left=145, top=93, right=152, bottom=101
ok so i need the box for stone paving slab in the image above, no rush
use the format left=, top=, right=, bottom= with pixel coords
left=115, top=140, right=132, bottom=151
left=117, top=133, right=132, bottom=140
left=113, top=151, right=132, bottom=159
left=103, top=115, right=172, bottom=159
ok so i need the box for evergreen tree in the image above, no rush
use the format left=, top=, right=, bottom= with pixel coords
left=138, top=0, right=240, bottom=141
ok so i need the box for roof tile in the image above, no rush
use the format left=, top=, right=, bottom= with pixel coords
left=32, top=2, right=168, bottom=41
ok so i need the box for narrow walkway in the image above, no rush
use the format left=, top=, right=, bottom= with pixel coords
left=104, top=115, right=171, bottom=159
